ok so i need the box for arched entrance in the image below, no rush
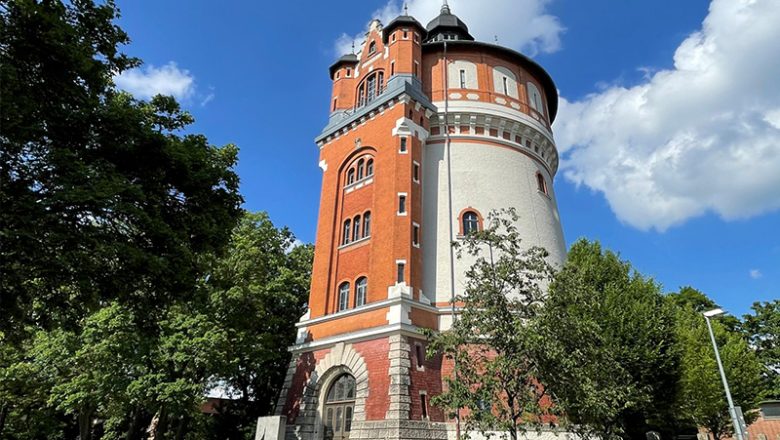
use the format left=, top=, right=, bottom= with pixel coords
left=323, top=374, right=356, bottom=440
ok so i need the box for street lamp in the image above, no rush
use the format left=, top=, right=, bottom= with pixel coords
left=702, top=308, right=746, bottom=440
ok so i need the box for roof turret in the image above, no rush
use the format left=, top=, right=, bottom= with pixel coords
left=425, top=0, right=474, bottom=42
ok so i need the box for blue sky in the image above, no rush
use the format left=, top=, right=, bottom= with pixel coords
left=113, top=0, right=779, bottom=316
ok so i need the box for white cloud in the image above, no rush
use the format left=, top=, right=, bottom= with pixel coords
left=554, top=0, right=780, bottom=231
left=334, top=0, right=563, bottom=56
left=750, top=269, right=762, bottom=279
left=114, top=62, right=196, bottom=101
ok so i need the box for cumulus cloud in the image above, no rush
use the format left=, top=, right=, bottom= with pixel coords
left=114, top=62, right=196, bottom=101
left=335, top=0, right=563, bottom=56
left=749, top=269, right=762, bottom=279
left=554, top=0, right=780, bottom=231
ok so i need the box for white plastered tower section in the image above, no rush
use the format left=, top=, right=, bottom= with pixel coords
left=421, top=98, right=566, bottom=328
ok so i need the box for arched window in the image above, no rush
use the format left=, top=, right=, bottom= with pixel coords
left=462, top=211, right=479, bottom=235
left=347, top=168, right=356, bottom=185
left=493, top=66, right=518, bottom=99
left=338, top=282, right=350, bottom=311
left=355, top=277, right=367, bottom=307
left=357, top=72, right=384, bottom=108
left=366, top=159, right=374, bottom=177
left=352, top=215, right=361, bottom=242
left=357, top=159, right=365, bottom=180
left=324, top=374, right=356, bottom=440
left=448, top=60, right=478, bottom=89
left=527, top=82, right=544, bottom=115
left=342, top=219, right=351, bottom=245
left=362, top=212, right=371, bottom=238
left=368, top=41, right=377, bottom=55
left=536, top=172, right=548, bottom=195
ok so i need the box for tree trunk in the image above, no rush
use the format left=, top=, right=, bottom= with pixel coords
left=78, top=410, right=93, bottom=440
left=174, top=414, right=186, bottom=440
left=0, top=404, right=8, bottom=435
left=147, top=406, right=163, bottom=440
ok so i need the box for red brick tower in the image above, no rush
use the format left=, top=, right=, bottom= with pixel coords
left=273, top=4, right=565, bottom=440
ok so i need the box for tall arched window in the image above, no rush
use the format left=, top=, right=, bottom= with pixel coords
left=536, top=172, right=548, bottom=195
left=368, top=41, right=377, bottom=55
left=366, top=159, right=374, bottom=177
left=462, top=211, right=479, bottom=235
left=338, top=282, right=350, bottom=311
left=357, top=159, right=365, bottom=180
left=357, top=72, right=384, bottom=108
left=342, top=219, right=351, bottom=245
left=347, top=169, right=356, bottom=185
left=323, top=374, right=356, bottom=440
left=527, top=82, right=544, bottom=115
left=352, top=215, right=361, bottom=242
left=355, top=277, right=367, bottom=307
left=362, top=212, right=371, bottom=238
left=493, top=66, right=518, bottom=99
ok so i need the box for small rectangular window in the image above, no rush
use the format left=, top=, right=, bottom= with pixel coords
left=336, top=71, right=341, bottom=79
left=398, top=195, right=407, bottom=214
left=420, top=393, right=428, bottom=419
left=332, top=98, right=337, bottom=111
left=397, top=262, right=405, bottom=283
left=412, top=224, right=420, bottom=247
left=346, top=68, right=351, bottom=77
left=415, top=344, right=424, bottom=368
left=413, top=162, right=420, bottom=183
left=391, top=61, right=395, bottom=76
left=413, top=61, right=419, bottom=77
left=403, top=29, right=409, bottom=39
left=392, top=33, right=397, bottom=42
left=400, top=137, right=408, bottom=153
left=459, top=69, right=466, bottom=89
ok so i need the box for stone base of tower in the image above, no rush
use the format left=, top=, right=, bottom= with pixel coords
left=272, top=331, right=453, bottom=440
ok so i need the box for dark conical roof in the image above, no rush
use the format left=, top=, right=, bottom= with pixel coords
left=382, top=14, right=426, bottom=43
left=425, top=1, right=474, bottom=41
left=328, top=53, right=358, bottom=79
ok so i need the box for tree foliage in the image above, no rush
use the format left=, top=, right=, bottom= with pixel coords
left=0, top=213, right=313, bottom=439
left=673, top=305, right=763, bottom=440
left=425, top=209, right=558, bottom=440
left=0, top=0, right=243, bottom=340
left=0, top=1, right=315, bottom=438
left=740, top=300, right=780, bottom=400
left=534, top=240, right=681, bottom=439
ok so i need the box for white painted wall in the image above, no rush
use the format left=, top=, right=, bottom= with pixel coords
left=493, top=66, right=519, bottom=99
left=447, top=60, right=479, bottom=89
left=421, top=139, right=566, bottom=307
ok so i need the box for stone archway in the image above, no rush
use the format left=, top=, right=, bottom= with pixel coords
left=294, top=343, right=369, bottom=440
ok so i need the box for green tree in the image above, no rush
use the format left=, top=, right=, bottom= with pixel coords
left=535, top=239, right=680, bottom=439
left=0, top=0, right=242, bottom=340
left=425, top=209, right=557, bottom=440
left=193, top=212, right=314, bottom=438
left=673, top=306, right=763, bottom=439
left=0, top=212, right=314, bottom=439
left=740, top=300, right=780, bottom=400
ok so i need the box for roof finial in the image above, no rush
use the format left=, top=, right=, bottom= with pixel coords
left=441, top=0, right=451, bottom=14
left=351, top=40, right=355, bottom=54
left=403, top=2, right=409, bottom=15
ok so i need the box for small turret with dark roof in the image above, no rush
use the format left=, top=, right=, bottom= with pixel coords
left=425, top=0, right=474, bottom=42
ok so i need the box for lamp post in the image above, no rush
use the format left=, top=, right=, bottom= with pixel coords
left=702, top=308, right=745, bottom=440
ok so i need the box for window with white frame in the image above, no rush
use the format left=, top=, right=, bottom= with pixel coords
left=527, top=81, right=544, bottom=115
left=355, top=277, right=367, bottom=307
left=338, top=282, right=350, bottom=311
left=462, top=211, right=479, bottom=235
left=493, top=66, right=518, bottom=99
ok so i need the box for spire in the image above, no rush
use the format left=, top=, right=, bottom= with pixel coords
left=441, top=0, right=451, bottom=14
left=403, top=2, right=409, bottom=15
